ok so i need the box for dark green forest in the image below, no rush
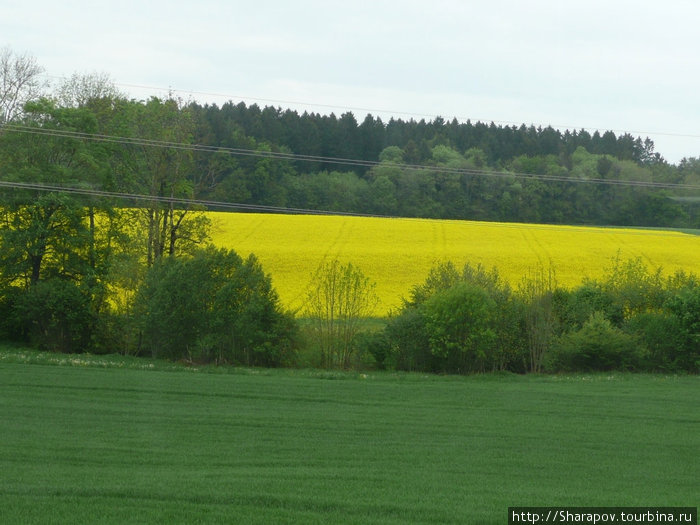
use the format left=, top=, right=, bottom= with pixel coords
left=1, top=55, right=699, bottom=374
left=191, top=101, right=700, bottom=227
left=3, top=65, right=700, bottom=228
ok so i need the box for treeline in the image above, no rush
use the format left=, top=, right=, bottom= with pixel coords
left=2, top=242, right=699, bottom=374
left=195, top=101, right=660, bottom=168
left=0, top=60, right=304, bottom=365
left=0, top=52, right=699, bottom=374
left=370, top=258, right=700, bottom=374
left=2, top=50, right=700, bottom=228
left=193, top=102, right=700, bottom=227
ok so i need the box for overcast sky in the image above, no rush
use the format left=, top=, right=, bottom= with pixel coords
left=2, top=0, right=698, bottom=163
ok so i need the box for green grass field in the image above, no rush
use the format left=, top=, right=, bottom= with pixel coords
left=1, top=353, right=698, bottom=524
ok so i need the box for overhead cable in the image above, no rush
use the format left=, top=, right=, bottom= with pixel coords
left=42, top=74, right=700, bottom=141
left=2, top=123, right=700, bottom=191
left=0, top=180, right=385, bottom=217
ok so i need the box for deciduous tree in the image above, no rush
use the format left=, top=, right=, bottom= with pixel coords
left=0, top=47, right=46, bottom=124
left=305, top=259, right=378, bottom=369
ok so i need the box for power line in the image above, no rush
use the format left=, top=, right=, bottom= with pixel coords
left=0, top=180, right=388, bottom=217
left=43, top=74, right=700, bottom=141
left=0, top=180, right=695, bottom=238
left=3, top=123, right=700, bottom=192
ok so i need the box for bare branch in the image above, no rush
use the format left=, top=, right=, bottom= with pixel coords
left=0, top=47, right=47, bottom=123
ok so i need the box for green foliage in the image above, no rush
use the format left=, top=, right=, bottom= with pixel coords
left=547, top=312, right=643, bottom=372
left=389, top=262, right=526, bottom=374
left=191, top=102, right=692, bottom=227
left=601, top=255, right=666, bottom=317
left=0, top=98, right=117, bottom=290
left=431, top=144, right=466, bottom=167
left=550, top=261, right=700, bottom=373
left=304, top=259, right=379, bottom=369
left=556, top=282, right=623, bottom=328
left=2, top=57, right=700, bottom=373
left=384, top=307, right=432, bottom=371
left=405, top=261, right=462, bottom=306
left=352, top=329, right=391, bottom=370
left=518, top=264, right=559, bottom=373
left=377, top=145, right=404, bottom=163
left=135, top=247, right=296, bottom=365
left=9, top=279, right=95, bottom=353
left=389, top=257, right=700, bottom=374
left=0, top=194, right=91, bottom=287
left=287, top=171, right=369, bottom=213
left=406, top=261, right=508, bottom=307
left=423, top=283, right=497, bottom=373
left=663, top=285, right=700, bottom=372
left=624, top=312, right=684, bottom=371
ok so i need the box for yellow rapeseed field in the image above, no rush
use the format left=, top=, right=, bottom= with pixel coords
left=209, top=212, right=700, bottom=316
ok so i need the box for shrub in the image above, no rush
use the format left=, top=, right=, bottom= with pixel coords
left=388, top=261, right=526, bottom=374
left=423, top=282, right=498, bottom=373
left=625, top=312, right=684, bottom=372
left=547, top=312, right=644, bottom=372
left=518, top=265, right=558, bottom=373
left=0, top=285, right=24, bottom=341
left=601, top=256, right=666, bottom=318
left=135, top=247, right=296, bottom=365
left=304, top=259, right=378, bottom=369
left=384, top=307, right=432, bottom=372
left=557, top=282, right=622, bottom=329
left=663, top=285, right=700, bottom=372
left=10, top=279, right=95, bottom=353
left=353, top=330, right=391, bottom=370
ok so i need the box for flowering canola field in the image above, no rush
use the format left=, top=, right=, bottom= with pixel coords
left=209, top=212, right=700, bottom=316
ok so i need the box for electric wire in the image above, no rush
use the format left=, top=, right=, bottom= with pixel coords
left=0, top=179, right=382, bottom=217
left=43, top=74, right=700, bottom=141
left=0, top=180, right=694, bottom=237
left=3, top=123, right=700, bottom=192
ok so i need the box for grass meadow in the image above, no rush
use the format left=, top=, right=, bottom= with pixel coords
left=1, top=351, right=697, bottom=524
left=208, top=212, right=700, bottom=315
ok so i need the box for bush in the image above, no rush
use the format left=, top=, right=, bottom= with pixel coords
left=0, top=285, right=24, bottom=341
left=518, top=265, right=558, bottom=373
left=135, top=247, right=296, bottom=365
left=353, top=330, right=391, bottom=370
left=384, top=307, right=432, bottom=372
left=423, top=282, right=497, bottom=373
left=557, top=282, right=623, bottom=329
left=388, top=262, right=526, bottom=374
left=663, top=285, right=700, bottom=372
left=10, top=279, right=95, bottom=353
left=624, top=312, right=684, bottom=372
left=547, top=312, right=644, bottom=372
left=601, top=256, right=666, bottom=319
left=304, top=259, right=378, bottom=369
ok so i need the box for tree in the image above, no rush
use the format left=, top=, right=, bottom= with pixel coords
left=0, top=99, right=106, bottom=289
left=664, top=285, right=700, bottom=372
left=304, top=259, right=378, bottom=369
left=0, top=96, right=130, bottom=353
left=135, top=247, right=296, bottom=365
left=423, top=282, right=497, bottom=373
left=519, top=264, right=558, bottom=373
left=10, top=278, right=95, bottom=353
left=548, top=312, right=642, bottom=372
left=118, top=97, right=211, bottom=265
left=0, top=47, right=46, bottom=124
left=600, top=256, right=666, bottom=318
left=53, top=74, right=132, bottom=314
left=395, top=261, right=525, bottom=373
left=0, top=193, right=90, bottom=288
left=55, top=72, right=121, bottom=110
